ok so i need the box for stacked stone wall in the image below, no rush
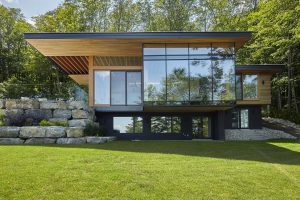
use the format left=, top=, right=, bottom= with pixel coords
left=0, top=98, right=115, bottom=144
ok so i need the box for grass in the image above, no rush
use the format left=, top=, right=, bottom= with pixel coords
left=0, top=140, right=300, bottom=200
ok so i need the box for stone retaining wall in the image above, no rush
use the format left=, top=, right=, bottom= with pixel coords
left=0, top=98, right=93, bottom=127
left=0, top=126, right=115, bottom=144
left=225, top=128, right=297, bottom=141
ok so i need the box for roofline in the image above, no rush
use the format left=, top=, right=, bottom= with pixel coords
left=236, top=64, right=285, bottom=73
left=24, top=31, right=252, bottom=40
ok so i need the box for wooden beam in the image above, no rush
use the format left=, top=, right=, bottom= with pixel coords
left=88, top=56, right=94, bottom=107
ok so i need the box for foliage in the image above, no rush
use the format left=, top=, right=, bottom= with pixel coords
left=83, top=123, right=105, bottom=136
left=39, top=119, right=68, bottom=127
left=0, top=112, right=4, bottom=126
left=263, top=108, right=300, bottom=125
left=4, top=113, right=26, bottom=127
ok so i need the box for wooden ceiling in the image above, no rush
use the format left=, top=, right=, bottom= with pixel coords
left=50, top=56, right=89, bottom=74
left=94, top=56, right=142, bottom=66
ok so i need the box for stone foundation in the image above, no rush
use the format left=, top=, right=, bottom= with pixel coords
left=0, top=126, right=115, bottom=144
left=225, top=128, right=296, bottom=141
left=0, top=98, right=93, bottom=127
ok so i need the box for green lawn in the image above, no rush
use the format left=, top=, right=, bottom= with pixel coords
left=0, top=141, right=300, bottom=200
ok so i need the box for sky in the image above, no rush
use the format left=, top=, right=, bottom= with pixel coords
left=0, top=0, right=63, bottom=24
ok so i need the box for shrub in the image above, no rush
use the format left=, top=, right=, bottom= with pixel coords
left=0, top=112, right=4, bottom=126
left=39, top=119, right=68, bottom=127
left=266, top=109, right=300, bottom=125
left=83, top=123, right=105, bottom=136
left=4, top=114, right=26, bottom=126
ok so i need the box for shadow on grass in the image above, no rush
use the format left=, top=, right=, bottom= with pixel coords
left=19, top=140, right=300, bottom=166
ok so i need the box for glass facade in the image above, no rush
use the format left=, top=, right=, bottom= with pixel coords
left=94, top=71, right=142, bottom=105
left=111, top=71, right=126, bottom=105
left=243, top=75, right=258, bottom=99
left=151, top=116, right=181, bottom=133
left=143, top=43, right=235, bottom=105
left=192, top=117, right=210, bottom=138
left=231, top=108, right=249, bottom=129
left=94, top=71, right=110, bottom=104
left=127, top=72, right=142, bottom=105
left=113, top=117, right=143, bottom=133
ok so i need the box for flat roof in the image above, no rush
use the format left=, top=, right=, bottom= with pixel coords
left=24, top=31, right=252, bottom=57
left=24, top=31, right=252, bottom=40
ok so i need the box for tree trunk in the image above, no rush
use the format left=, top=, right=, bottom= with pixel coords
left=287, top=49, right=292, bottom=111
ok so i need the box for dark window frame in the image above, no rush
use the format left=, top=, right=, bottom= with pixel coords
left=98, top=70, right=142, bottom=106
left=143, top=42, right=236, bottom=105
left=113, top=116, right=143, bottom=134
left=231, top=108, right=249, bottom=129
left=150, top=116, right=182, bottom=134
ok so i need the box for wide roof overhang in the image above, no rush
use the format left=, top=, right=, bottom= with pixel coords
left=24, top=31, right=252, bottom=78
left=25, top=31, right=252, bottom=57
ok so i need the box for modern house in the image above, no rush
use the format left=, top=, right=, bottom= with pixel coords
left=24, top=32, right=283, bottom=140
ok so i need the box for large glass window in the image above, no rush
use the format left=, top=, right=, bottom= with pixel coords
left=144, top=44, right=165, bottom=55
left=192, top=117, right=210, bottom=138
left=231, top=108, right=249, bottom=129
left=212, top=59, right=235, bottom=100
left=243, top=75, right=258, bottom=99
left=144, top=60, right=166, bottom=101
left=240, top=109, right=249, bottom=128
left=143, top=43, right=236, bottom=105
left=95, top=71, right=141, bottom=105
left=190, top=60, right=212, bottom=101
left=167, top=60, right=189, bottom=101
left=111, top=71, right=126, bottom=105
left=127, top=72, right=142, bottom=105
left=189, top=43, right=211, bottom=57
left=113, top=117, right=143, bottom=133
left=235, top=74, right=242, bottom=100
left=151, top=116, right=181, bottom=133
left=94, top=71, right=110, bottom=104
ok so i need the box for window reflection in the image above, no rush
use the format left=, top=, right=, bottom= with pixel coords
left=151, top=116, right=181, bottom=133
left=143, top=43, right=236, bottom=105
left=212, top=59, right=235, bottom=100
left=240, top=109, right=249, bottom=128
left=167, top=60, right=189, bottom=101
left=166, top=44, right=188, bottom=55
left=111, top=71, right=125, bottom=105
left=192, top=117, right=210, bottom=138
left=127, top=72, right=142, bottom=105
left=113, top=117, right=143, bottom=133
left=190, top=60, right=212, bottom=101
left=243, top=75, right=257, bottom=99
left=94, top=71, right=110, bottom=104
left=144, top=60, right=166, bottom=101
left=235, top=74, right=242, bottom=100
left=144, top=44, right=165, bottom=55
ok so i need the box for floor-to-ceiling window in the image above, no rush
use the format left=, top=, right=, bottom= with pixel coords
left=143, top=43, right=235, bottom=105
left=94, top=71, right=142, bottom=105
left=94, top=71, right=110, bottom=104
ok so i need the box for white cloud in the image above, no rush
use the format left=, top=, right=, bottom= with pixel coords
left=26, top=18, right=35, bottom=26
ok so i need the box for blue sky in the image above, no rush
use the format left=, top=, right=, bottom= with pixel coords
left=0, top=0, right=63, bottom=24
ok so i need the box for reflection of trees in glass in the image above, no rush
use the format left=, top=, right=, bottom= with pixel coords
left=190, top=60, right=212, bottom=102
left=167, top=67, right=189, bottom=101
left=151, top=116, right=181, bottom=133
left=212, top=60, right=235, bottom=100
left=124, top=117, right=143, bottom=133
left=192, top=117, right=209, bottom=138
left=243, top=75, right=257, bottom=99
